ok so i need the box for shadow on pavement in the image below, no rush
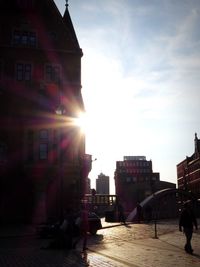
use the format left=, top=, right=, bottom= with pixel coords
left=160, top=238, right=200, bottom=259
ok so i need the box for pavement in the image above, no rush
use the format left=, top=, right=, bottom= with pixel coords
left=0, top=219, right=199, bottom=267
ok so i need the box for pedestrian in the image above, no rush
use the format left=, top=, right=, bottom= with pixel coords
left=80, top=202, right=89, bottom=251
left=117, top=202, right=126, bottom=224
left=41, top=209, right=75, bottom=250
left=73, top=201, right=89, bottom=251
left=179, top=200, right=198, bottom=254
left=64, top=208, right=76, bottom=249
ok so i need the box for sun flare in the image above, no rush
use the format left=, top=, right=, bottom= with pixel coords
left=74, top=112, right=89, bottom=134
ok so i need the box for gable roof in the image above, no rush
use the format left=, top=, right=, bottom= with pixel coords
left=0, top=0, right=82, bottom=52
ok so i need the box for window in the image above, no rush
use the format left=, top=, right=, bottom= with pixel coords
left=45, top=65, right=60, bottom=83
left=16, top=63, right=32, bottom=81
left=29, top=32, right=36, bottom=46
left=40, top=129, right=48, bottom=139
left=24, top=64, right=31, bottom=80
left=53, top=130, right=58, bottom=142
left=13, top=30, right=36, bottom=47
left=126, top=177, right=131, bottom=183
left=39, top=129, right=48, bottom=160
left=132, top=177, right=137, bottom=182
left=39, top=144, right=48, bottom=160
left=21, top=31, right=28, bottom=45
left=13, top=31, right=21, bottom=45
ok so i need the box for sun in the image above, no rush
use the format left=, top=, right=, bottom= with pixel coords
left=74, top=112, right=89, bottom=134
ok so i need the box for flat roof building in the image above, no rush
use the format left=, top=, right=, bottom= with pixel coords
left=96, top=173, right=110, bottom=195
left=115, top=156, right=175, bottom=212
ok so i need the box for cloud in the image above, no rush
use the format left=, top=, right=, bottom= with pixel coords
left=55, top=0, right=200, bottom=185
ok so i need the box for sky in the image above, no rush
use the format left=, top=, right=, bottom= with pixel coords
left=54, top=0, right=200, bottom=193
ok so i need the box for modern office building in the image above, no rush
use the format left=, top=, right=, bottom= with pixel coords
left=0, top=0, right=89, bottom=223
left=96, top=173, right=110, bottom=195
left=115, top=156, right=175, bottom=212
left=177, top=133, right=200, bottom=199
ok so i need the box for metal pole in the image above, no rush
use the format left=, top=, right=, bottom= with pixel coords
left=154, top=218, right=158, bottom=239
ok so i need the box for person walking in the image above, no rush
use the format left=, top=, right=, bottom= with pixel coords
left=117, top=202, right=126, bottom=225
left=73, top=201, right=89, bottom=252
left=179, top=200, right=198, bottom=254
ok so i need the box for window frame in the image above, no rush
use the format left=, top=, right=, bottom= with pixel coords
left=39, top=129, right=48, bottom=160
left=39, top=143, right=48, bottom=160
left=45, top=64, right=61, bottom=83
left=13, top=29, right=37, bottom=47
left=16, top=62, right=32, bottom=81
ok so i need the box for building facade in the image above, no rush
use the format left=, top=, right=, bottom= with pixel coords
left=115, top=156, right=175, bottom=212
left=0, top=0, right=89, bottom=223
left=96, top=173, right=110, bottom=195
left=177, top=133, right=200, bottom=199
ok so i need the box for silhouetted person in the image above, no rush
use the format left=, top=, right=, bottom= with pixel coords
left=64, top=209, right=76, bottom=249
left=73, top=201, right=89, bottom=251
left=91, top=188, right=96, bottom=196
left=179, top=201, right=198, bottom=254
left=136, top=203, right=143, bottom=223
left=42, top=209, right=75, bottom=250
left=117, top=202, right=126, bottom=224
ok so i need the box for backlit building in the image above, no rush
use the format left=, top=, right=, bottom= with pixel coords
left=115, top=156, right=175, bottom=212
left=177, top=133, right=200, bottom=199
left=0, top=0, right=89, bottom=223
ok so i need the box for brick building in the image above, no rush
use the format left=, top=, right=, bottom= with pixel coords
left=115, top=156, right=175, bottom=212
left=177, top=133, right=200, bottom=199
left=0, top=0, right=88, bottom=223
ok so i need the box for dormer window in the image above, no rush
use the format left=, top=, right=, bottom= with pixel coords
left=13, top=30, right=36, bottom=47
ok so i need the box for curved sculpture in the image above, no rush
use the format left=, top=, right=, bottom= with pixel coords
left=126, top=188, right=195, bottom=222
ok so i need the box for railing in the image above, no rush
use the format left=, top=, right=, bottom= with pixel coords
left=84, top=194, right=117, bottom=206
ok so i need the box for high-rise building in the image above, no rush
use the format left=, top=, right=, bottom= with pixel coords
left=96, top=173, right=110, bottom=195
left=115, top=156, right=175, bottom=212
left=177, top=133, right=200, bottom=199
left=0, top=0, right=88, bottom=223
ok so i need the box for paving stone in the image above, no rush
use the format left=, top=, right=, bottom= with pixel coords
left=0, top=219, right=199, bottom=267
